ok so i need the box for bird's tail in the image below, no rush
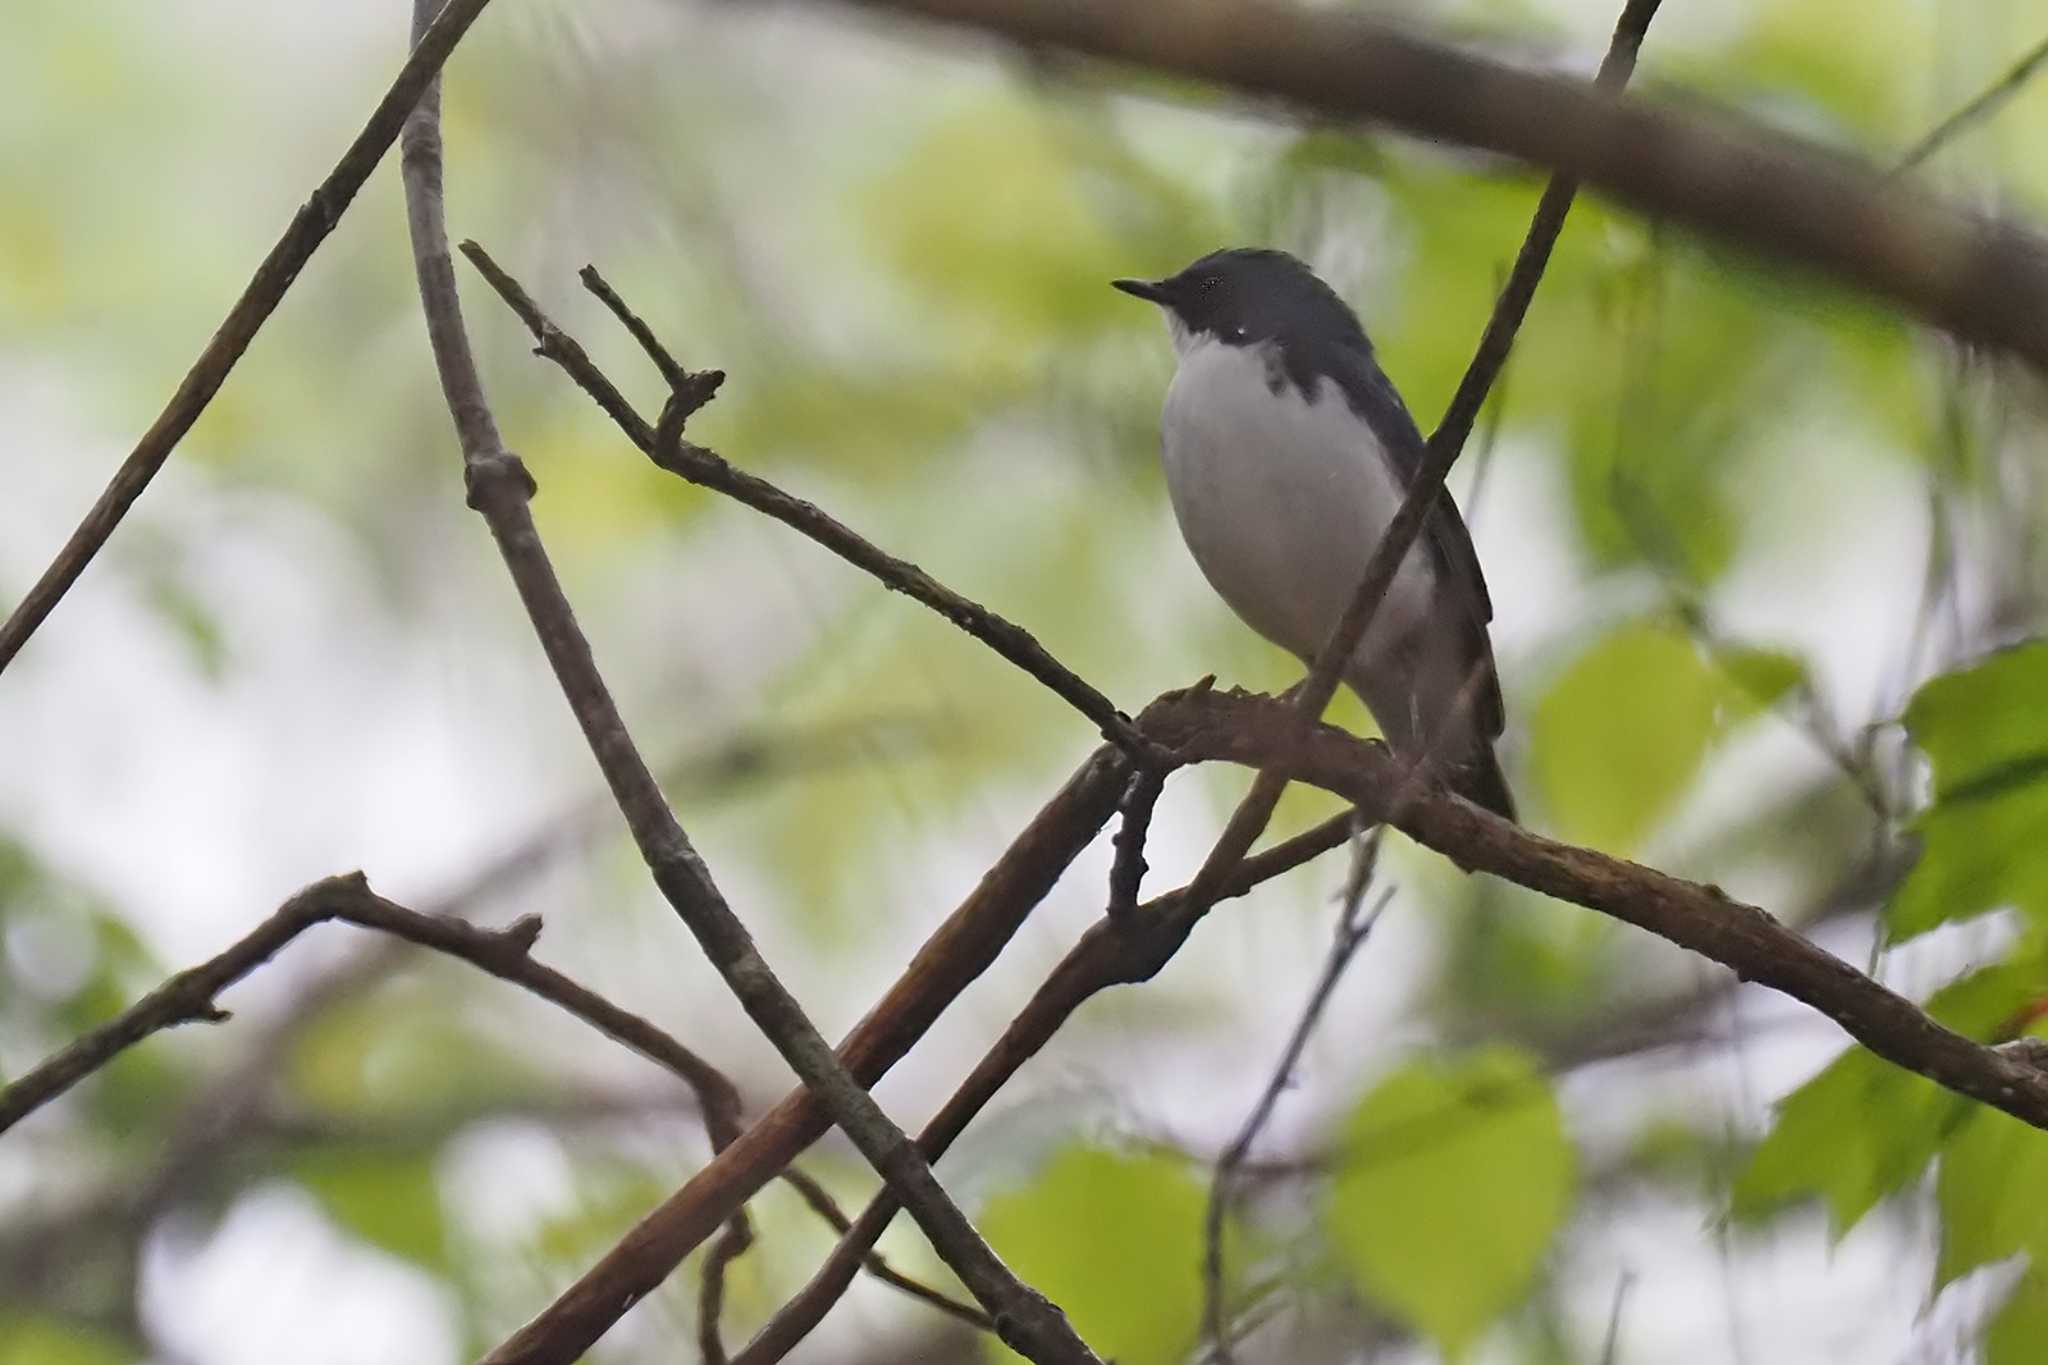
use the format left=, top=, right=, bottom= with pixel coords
left=1452, top=742, right=1517, bottom=824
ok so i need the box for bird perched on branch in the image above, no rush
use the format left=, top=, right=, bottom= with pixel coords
left=1114, top=247, right=1515, bottom=820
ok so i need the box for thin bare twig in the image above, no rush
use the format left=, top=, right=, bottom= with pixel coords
left=698, top=1220, right=753, bottom=1365
left=0, top=873, right=734, bottom=1136
left=398, top=6, right=1091, bottom=1357
left=1599, top=1272, right=1635, bottom=1365
left=1203, top=829, right=1391, bottom=1362
left=577, top=264, right=727, bottom=418
left=776, top=1168, right=995, bottom=1331
left=1107, top=763, right=1170, bottom=920
left=1898, top=30, right=2048, bottom=171
left=0, top=0, right=500, bottom=675
left=0, top=713, right=936, bottom=1290
left=460, top=244, right=1159, bottom=763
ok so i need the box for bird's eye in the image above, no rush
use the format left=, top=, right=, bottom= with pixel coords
left=1198, top=275, right=1222, bottom=293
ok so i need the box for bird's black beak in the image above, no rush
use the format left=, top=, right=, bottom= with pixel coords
left=1112, top=277, right=1170, bottom=305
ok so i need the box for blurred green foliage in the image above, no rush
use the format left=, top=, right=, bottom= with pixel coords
left=980, top=1144, right=1222, bottom=1365
left=9, top=0, right=2048, bottom=1361
left=1531, top=622, right=1793, bottom=853
left=1325, top=1048, right=1573, bottom=1359
left=1730, top=956, right=2041, bottom=1233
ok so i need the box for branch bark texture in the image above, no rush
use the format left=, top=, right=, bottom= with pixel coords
left=840, top=0, right=2048, bottom=367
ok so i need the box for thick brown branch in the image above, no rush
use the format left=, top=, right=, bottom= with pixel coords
left=728, top=675, right=2048, bottom=1361
left=399, top=7, right=1093, bottom=1358
left=1142, top=687, right=2048, bottom=1127
left=835, top=0, right=2048, bottom=367
left=0, top=0, right=500, bottom=675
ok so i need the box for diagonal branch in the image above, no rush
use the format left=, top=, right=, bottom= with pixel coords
left=397, top=4, right=1093, bottom=1357
left=725, top=811, right=1362, bottom=1365
left=707, top=656, right=2048, bottom=1365
left=458, top=244, right=1157, bottom=761
left=834, top=0, right=2048, bottom=367
left=0, top=873, right=734, bottom=1137
left=478, top=747, right=1249, bottom=1364
left=1141, top=686, right=2048, bottom=1128
left=1898, top=29, right=2048, bottom=171
left=0, top=0, right=502, bottom=676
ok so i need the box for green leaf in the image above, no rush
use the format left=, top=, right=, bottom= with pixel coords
left=1531, top=623, right=1764, bottom=852
left=1987, top=1272, right=2048, bottom=1365
left=1732, top=956, right=2045, bottom=1233
left=1323, top=1047, right=1574, bottom=1360
left=1715, top=646, right=1806, bottom=709
left=534, top=1159, right=677, bottom=1266
left=0, top=1315, right=133, bottom=1365
left=1729, top=1039, right=1961, bottom=1233
left=1890, top=640, right=2048, bottom=940
left=979, top=1145, right=1218, bottom=1365
left=1936, top=1103, right=2048, bottom=1289
left=293, top=1145, right=451, bottom=1272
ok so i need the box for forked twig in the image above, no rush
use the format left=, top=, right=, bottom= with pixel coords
left=461, top=244, right=1158, bottom=764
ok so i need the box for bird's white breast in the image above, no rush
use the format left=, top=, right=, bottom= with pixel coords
left=1159, top=335, right=1436, bottom=669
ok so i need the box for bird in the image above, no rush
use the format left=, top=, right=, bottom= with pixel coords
left=1113, top=247, right=1515, bottom=821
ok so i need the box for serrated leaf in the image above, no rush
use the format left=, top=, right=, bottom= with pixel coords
left=1890, top=640, right=2048, bottom=940
left=1732, top=956, right=2045, bottom=1233
left=979, top=1145, right=1219, bottom=1365
left=1532, top=623, right=1763, bottom=852
left=1323, top=1047, right=1573, bottom=1360
left=1729, top=1040, right=1961, bottom=1234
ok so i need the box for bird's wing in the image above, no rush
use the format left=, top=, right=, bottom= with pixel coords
left=1324, top=346, right=1506, bottom=741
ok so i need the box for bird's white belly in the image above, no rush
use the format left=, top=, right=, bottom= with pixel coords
left=1160, top=338, right=1436, bottom=668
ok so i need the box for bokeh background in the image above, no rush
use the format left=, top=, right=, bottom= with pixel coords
left=6, top=0, right=2048, bottom=1361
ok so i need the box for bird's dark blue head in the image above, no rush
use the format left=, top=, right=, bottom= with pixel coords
left=1113, top=248, right=1369, bottom=356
